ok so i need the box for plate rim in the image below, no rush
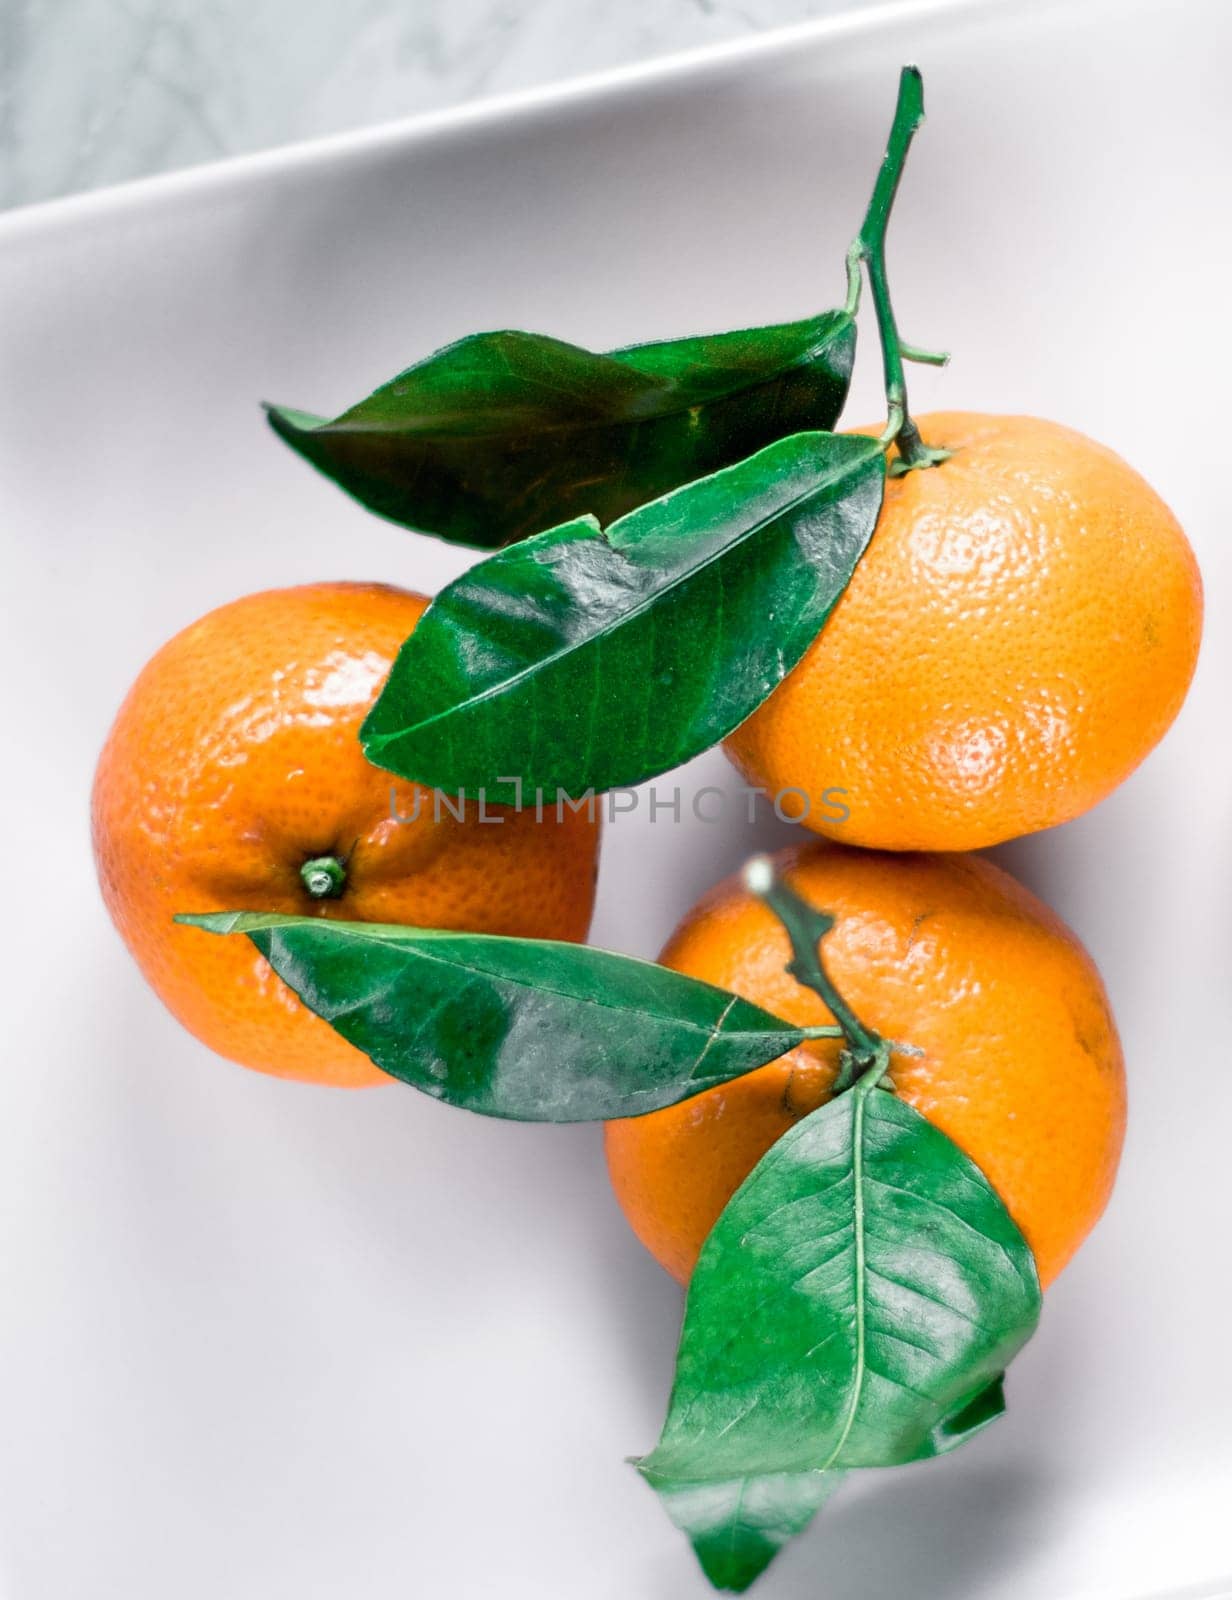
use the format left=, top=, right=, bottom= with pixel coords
left=0, top=0, right=1014, bottom=240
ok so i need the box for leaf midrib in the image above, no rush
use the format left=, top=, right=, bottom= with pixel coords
left=822, top=1087, right=870, bottom=1470
left=258, top=919, right=798, bottom=1065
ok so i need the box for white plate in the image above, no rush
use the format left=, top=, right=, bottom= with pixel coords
left=1, top=1, right=1229, bottom=1595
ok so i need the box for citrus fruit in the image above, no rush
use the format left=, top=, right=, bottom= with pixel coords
left=92, top=582, right=601, bottom=1088
left=725, top=413, right=1202, bottom=851
left=605, top=842, right=1124, bottom=1288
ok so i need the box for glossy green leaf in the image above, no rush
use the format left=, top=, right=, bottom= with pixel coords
left=176, top=912, right=808, bottom=1119
left=648, top=1470, right=842, bottom=1593
left=360, top=430, right=885, bottom=802
left=923, top=1374, right=1009, bottom=1456
left=636, top=1075, right=1041, bottom=1583
left=643, top=1375, right=1008, bottom=1593
left=266, top=313, right=856, bottom=548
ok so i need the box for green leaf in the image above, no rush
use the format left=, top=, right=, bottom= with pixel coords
left=646, top=1470, right=843, bottom=1593
left=265, top=313, right=856, bottom=549
left=642, top=1375, right=1006, bottom=1592
left=176, top=913, right=807, bottom=1119
left=360, top=429, right=885, bottom=802
left=922, top=1374, right=1008, bottom=1457
left=636, top=1077, right=1041, bottom=1582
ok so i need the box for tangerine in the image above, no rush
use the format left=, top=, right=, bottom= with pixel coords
left=92, top=582, right=601, bottom=1087
left=605, top=842, right=1124, bottom=1288
left=726, top=414, right=1202, bottom=850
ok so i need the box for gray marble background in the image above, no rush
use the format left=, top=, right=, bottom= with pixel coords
left=0, top=0, right=901, bottom=210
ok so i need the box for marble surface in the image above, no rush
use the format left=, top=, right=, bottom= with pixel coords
left=0, top=0, right=910, bottom=210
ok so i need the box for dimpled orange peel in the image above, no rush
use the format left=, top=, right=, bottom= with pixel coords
left=606, top=841, right=1125, bottom=1289
left=92, top=582, right=601, bottom=1087
left=725, top=413, right=1202, bottom=851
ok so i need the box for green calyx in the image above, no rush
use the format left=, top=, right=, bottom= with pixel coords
left=300, top=855, right=347, bottom=900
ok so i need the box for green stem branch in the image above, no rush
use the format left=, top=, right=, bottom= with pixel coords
left=851, top=66, right=950, bottom=475
left=743, top=857, right=883, bottom=1069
